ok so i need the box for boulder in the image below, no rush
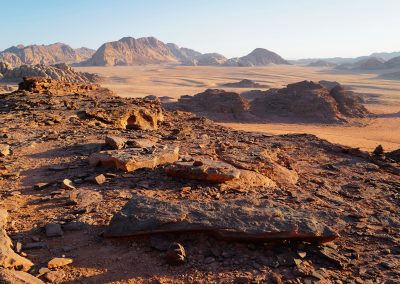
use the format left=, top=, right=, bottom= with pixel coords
left=89, top=145, right=179, bottom=172
left=104, top=195, right=338, bottom=243
left=165, top=159, right=241, bottom=182
left=105, top=136, right=126, bottom=150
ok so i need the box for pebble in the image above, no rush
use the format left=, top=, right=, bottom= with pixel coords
left=165, top=242, right=186, bottom=265
left=62, top=179, right=76, bottom=190
left=94, top=174, right=106, bottom=185
left=48, top=257, right=73, bottom=269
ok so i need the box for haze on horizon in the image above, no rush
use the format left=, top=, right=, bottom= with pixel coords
left=1, top=0, right=399, bottom=59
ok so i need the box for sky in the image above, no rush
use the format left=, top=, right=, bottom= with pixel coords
left=1, top=0, right=400, bottom=59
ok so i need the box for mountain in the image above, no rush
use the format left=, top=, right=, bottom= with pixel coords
left=81, top=37, right=178, bottom=66
left=384, top=56, right=400, bottom=69
left=0, top=43, right=95, bottom=67
left=307, top=60, right=337, bottom=67
left=226, top=48, right=289, bottom=66
left=166, top=43, right=201, bottom=64
left=370, top=51, right=400, bottom=61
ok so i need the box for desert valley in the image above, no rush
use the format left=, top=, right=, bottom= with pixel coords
left=0, top=3, right=400, bottom=283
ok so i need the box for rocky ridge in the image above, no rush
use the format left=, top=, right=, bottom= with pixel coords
left=0, top=62, right=100, bottom=83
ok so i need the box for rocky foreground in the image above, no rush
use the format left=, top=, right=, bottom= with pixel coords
left=0, top=78, right=399, bottom=283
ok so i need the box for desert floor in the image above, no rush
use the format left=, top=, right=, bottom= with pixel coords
left=76, top=65, right=400, bottom=151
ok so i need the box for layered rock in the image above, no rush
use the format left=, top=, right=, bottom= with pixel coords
left=0, top=43, right=94, bottom=67
left=174, top=89, right=253, bottom=121
left=89, top=145, right=179, bottom=172
left=18, top=77, right=99, bottom=94
left=165, top=159, right=241, bottom=182
left=250, top=81, right=370, bottom=123
left=104, top=195, right=338, bottom=243
left=0, top=63, right=100, bottom=83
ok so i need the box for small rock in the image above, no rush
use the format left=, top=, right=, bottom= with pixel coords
left=34, top=183, right=50, bottom=191
left=62, top=221, right=85, bottom=231
left=165, top=242, right=186, bottom=265
left=44, top=270, right=66, bottom=282
left=0, top=144, right=10, bottom=157
left=93, top=174, right=106, bottom=185
left=105, top=136, right=126, bottom=150
left=45, top=223, right=63, bottom=237
left=37, top=267, right=50, bottom=277
left=62, top=179, right=76, bottom=190
left=47, top=257, right=73, bottom=269
left=24, top=242, right=46, bottom=250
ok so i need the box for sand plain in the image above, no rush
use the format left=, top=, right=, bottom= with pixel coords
left=76, top=65, right=400, bottom=151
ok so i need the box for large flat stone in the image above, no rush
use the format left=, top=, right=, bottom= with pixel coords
left=89, top=145, right=179, bottom=172
left=104, top=195, right=338, bottom=243
left=165, top=159, right=241, bottom=182
left=0, top=268, right=44, bottom=284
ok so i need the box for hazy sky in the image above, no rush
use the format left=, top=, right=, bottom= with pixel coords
left=1, top=0, right=399, bottom=59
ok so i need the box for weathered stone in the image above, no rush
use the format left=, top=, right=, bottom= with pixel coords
left=127, top=138, right=157, bottom=149
left=44, top=270, right=66, bottom=283
left=45, top=223, right=63, bottom=237
left=89, top=145, right=179, bottom=172
left=93, top=174, right=106, bottom=185
left=0, top=268, right=44, bottom=284
left=224, top=169, right=276, bottom=188
left=165, top=242, right=186, bottom=265
left=68, top=190, right=102, bottom=213
left=0, top=211, right=33, bottom=271
left=104, top=195, right=338, bottom=243
left=62, top=221, right=85, bottom=232
left=18, top=77, right=99, bottom=94
left=105, top=136, right=126, bottom=150
left=318, top=246, right=350, bottom=269
left=62, top=179, right=75, bottom=190
left=165, top=159, right=241, bottom=182
left=0, top=144, right=10, bottom=157
left=47, top=257, right=73, bottom=269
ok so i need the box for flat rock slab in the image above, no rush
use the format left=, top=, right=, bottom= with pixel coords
left=89, top=145, right=179, bottom=172
left=0, top=268, right=44, bottom=284
left=104, top=195, right=338, bottom=243
left=165, top=159, right=241, bottom=182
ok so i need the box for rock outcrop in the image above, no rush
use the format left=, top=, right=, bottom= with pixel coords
left=104, top=195, right=338, bottom=243
left=250, top=81, right=370, bottom=123
left=0, top=43, right=94, bottom=67
left=173, top=89, right=253, bottom=121
left=81, top=37, right=178, bottom=66
left=0, top=63, right=100, bottom=83
left=221, top=79, right=269, bottom=88
left=18, top=77, right=99, bottom=94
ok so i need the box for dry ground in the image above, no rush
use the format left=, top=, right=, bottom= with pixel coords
left=76, top=65, right=400, bottom=152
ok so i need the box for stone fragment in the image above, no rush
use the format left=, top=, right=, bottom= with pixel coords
left=0, top=268, right=44, bottom=284
left=23, top=242, right=46, bottom=250
left=224, top=169, right=276, bottom=188
left=165, top=159, right=240, bottom=182
left=104, top=195, right=338, bottom=243
left=44, top=270, right=66, bottom=283
left=93, top=174, right=106, bottom=185
left=89, top=145, right=179, bottom=172
left=37, top=267, right=50, bottom=277
left=62, top=179, right=75, bottom=190
left=105, top=136, right=126, bottom=150
left=68, top=190, right=102, bottom=213
left=62, top=222, right=85, bottom=231
left=127, top=138, right=157, bottom=148
left=33, top=183, right=51, bottom=191
left=165, top=242, right=186, bottom=265
left=45, top=223, right=63, bottom=237
left=47, top=257, right=73, bottom=269
left=0, top=144, right=10, bottom=157
left=318, top=246, right=350, bottom=269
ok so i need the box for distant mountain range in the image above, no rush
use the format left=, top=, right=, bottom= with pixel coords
left=0, top=43, right=95, bottom=67
left=0, top=37, right=288, bottom=67
left=0, top=37, right=399, bottom=71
